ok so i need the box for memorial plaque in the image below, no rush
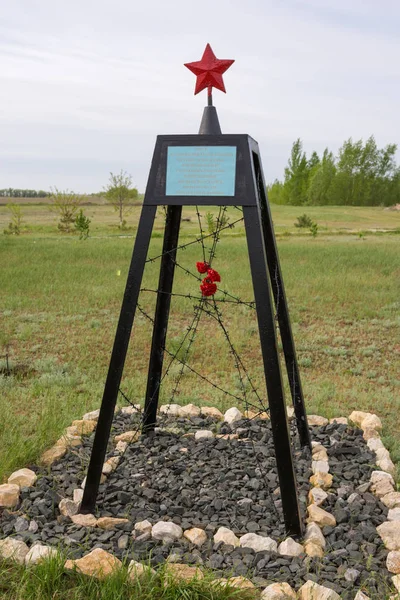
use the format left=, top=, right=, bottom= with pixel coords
left=166, top=146, right=236, bottom=196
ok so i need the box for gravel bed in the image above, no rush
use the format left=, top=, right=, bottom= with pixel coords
left=0, top=410, right=394, bottom=598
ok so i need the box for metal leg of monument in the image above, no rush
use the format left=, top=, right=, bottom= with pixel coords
left=80, top=205, right=157, bottom=514
left=142, top=205, right=182, bottom=433
left=252, top=153, right=311, bottom=450
left=243, top=205, right=303, bottom=536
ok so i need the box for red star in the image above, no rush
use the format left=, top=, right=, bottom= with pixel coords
left=185, top=43, right=234, bottom=96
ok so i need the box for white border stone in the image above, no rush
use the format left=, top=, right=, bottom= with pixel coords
left=2, top=404, right=399, bottom=598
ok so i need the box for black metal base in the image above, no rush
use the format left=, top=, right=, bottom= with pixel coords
left=80, top=133, right=310, bottom=537
left=142, top=205, right=182, bottom=433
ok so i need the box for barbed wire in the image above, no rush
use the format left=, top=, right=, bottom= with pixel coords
left=107, top=204, right=293, bottom=518
left=145, top=215, right=244, bottom=265
left=134, top=206, right=270, bottom=414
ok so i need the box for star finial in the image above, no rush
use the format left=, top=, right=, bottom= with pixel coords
left=184, top=44, right=234, bottom=99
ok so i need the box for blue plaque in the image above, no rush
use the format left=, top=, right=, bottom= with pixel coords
left=166, top=146, right=236, bottom=196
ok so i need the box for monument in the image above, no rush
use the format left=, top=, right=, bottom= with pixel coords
left=81, top=44, right=310, bottom=536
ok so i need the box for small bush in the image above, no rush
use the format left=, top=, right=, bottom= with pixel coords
left=206, top=211, right=229, bottom=234
left=3, top=204, right=23, bottom=235
left=206, top=212, right=215, bottom=234
left=49, top=187, right=83, bottom=233
left=294, top=213, right=318, bottom=236
left=75, top=210, right=91, bottom=240
left=295, top=213, right=314, bottom=228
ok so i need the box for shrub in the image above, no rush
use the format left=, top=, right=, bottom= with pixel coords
left=75, top=210, right=91, bottom=240
left=295, top=213, right=314, bottom=228
left=3, top=204, right=23, bottom=235
left=49, top=188, right=83, bottom=233
left=206, top=211, right=229, bottom=235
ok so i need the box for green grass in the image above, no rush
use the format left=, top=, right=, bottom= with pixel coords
left=0, top=555, right=397, bottom=600
left=0, top=204, right=399, bottom=598
left=1, top=201, right=400, bottom=237
left=0, top=206, right=399, bottom=482
left=0, top=555, right=252, bottom=600
left=269, top=204, right=400, bottom=232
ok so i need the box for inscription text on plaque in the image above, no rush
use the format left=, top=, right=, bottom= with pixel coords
left=166, top=146, right=236, bottom=196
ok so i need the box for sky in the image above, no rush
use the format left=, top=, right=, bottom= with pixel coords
left=1, top=0, right=399, bottom=193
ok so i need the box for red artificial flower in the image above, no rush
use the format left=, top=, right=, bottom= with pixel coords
left=207, top=268, right=221, bottom=283
left=200, top=278, right=217, bottom=297
left=196, top=261, right=209, bottom=274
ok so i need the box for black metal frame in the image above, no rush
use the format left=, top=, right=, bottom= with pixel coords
left=80, top=134, right=310, bottom=537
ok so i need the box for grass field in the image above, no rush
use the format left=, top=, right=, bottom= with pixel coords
left=0, top=203, right=399, bottom=599
left=0, top=203, right=399, bottom=486
left=0, top=554, right=254, bottom=600
left=1, top=200, right=400, bottom=236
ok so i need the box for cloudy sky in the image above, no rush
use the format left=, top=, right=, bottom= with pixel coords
left=1, top=0, right=399, bottom=193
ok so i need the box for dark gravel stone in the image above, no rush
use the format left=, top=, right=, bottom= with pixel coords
left=0, top=413, right=393, bottom=596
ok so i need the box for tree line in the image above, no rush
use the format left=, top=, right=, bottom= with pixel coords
left=0, top=188, right=50, bottom=198
left=268, top=136, right=400, bottom=206
left=4, top=137, right=400, bottom=208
